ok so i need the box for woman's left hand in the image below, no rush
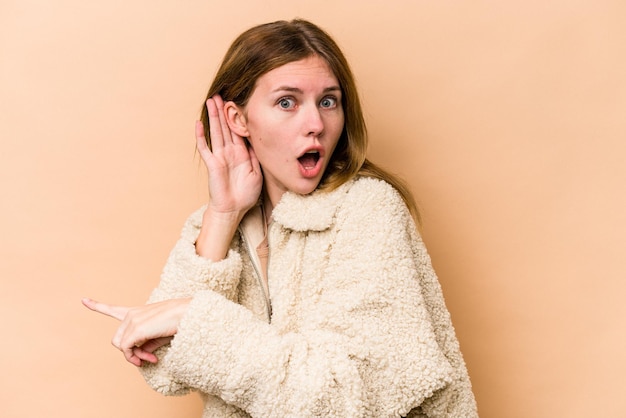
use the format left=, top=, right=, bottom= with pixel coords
left=82, top=297, right=191, bottom=366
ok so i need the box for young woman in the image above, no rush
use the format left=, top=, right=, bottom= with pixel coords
left=83, top=19, right=478, bottom=417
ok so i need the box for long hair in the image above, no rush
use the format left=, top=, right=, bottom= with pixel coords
left=200, top=19, right=420, bottom=224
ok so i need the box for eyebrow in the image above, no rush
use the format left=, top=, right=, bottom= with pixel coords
left=272, top=86, right=342, bottom=94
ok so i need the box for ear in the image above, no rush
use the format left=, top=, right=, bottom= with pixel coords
left=224, top=101, right=249, bottom=138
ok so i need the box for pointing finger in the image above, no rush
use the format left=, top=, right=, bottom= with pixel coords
left=82, top=298, right=129, bottom=321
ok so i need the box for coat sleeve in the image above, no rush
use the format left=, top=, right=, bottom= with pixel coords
left=405, top=221, right=478, bottom=417
left=138, top=206, right=244, bottom=395
left=159, top=179, right=477, bottom=417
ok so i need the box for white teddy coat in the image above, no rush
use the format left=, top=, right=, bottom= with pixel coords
left=140, top=177, right=478, bottom=417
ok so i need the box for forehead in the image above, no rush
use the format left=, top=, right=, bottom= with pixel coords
left=255, top=56, right=339, bottom=90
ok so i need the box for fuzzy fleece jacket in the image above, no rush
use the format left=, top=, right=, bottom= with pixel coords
left=139, top=177, right=478, bottom=417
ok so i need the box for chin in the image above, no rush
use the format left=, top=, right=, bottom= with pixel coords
left=290, top=179, right=322, bottom=196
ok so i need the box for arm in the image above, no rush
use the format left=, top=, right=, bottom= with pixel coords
left=193, top=95, right=262, bottom=262
left=83, top=209, right=247, bottom=396
left=159, top=179, right=476, bottom=416
left=145, top=206, right=243, bottom=304
left=137, top=207, right=245, bottom=395
left=149, top=93, right=261, bottom=303
left=140, top=95, right=263, bottom=394
left=406, top=230, right=478, bottom=417
left=83, top=95, right=263, bottom=395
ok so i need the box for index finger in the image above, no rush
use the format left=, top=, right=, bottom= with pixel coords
left=82, top=298, right=129, bottom=321
left=206, top=97, right=226, bottom=151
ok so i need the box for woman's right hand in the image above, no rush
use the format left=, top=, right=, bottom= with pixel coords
left=197, top=95, right=263, bottom=218
left=194, top=95, right=263, bottom=260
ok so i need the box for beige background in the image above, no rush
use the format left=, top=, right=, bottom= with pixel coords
left=1, top=0, right=625, bottom=417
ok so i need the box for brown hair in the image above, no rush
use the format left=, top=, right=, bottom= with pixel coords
left=200, top=19, right=420, bottom=224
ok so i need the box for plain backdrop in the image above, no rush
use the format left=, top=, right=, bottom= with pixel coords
left=1, top=1, right=625, bottom=417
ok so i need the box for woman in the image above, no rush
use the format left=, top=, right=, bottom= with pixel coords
left=83, top=19, right=478, bottom=417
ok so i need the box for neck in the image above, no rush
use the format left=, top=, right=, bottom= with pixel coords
left=263, top=183, right=287, bottom=219
left=262, top=192, right=274, bottom=225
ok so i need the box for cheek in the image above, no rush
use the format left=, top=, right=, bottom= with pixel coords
left=327, top=109, right=345, bottom=129
left=328, top=115, right=345, bottom=142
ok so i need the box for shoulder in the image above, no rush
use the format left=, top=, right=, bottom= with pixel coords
left=272, top=177, right=410, bottom=232
left=345, top=176, right=403, bottom=205
left=339, top=176, right=410, bottom=222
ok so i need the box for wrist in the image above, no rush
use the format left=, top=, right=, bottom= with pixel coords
left=202, top=206, right=245, bottom=226
left=195, top=207, right=244, bottom=261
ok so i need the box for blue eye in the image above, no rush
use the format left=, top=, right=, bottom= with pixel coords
left=278, top=97, right=296, bottom=109
left=320, top=96, right=337, bottom=108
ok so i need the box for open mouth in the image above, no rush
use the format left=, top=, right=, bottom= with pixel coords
left=297, top=151, right=320, bottom=170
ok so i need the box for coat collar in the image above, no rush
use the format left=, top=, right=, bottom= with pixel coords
left=271, top=180, right=354, bottom=232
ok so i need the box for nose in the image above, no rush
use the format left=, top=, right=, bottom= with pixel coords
left=304, top=105, right=324, bottom=137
